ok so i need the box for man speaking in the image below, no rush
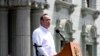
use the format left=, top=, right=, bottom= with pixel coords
left=32, top=14, right=57, bottom=56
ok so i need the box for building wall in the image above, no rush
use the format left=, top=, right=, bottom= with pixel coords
left=44, top=0, right=100, bottom=56
left=96, top=0, right=100, bottom=56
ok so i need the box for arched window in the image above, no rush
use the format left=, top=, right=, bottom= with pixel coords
left=65, top=20, right=72, bottom=34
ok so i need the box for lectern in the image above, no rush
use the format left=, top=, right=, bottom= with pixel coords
left=56, top=42, right=82, bottom=56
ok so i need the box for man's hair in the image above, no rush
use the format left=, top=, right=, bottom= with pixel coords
left=40, top=13, right=48, bottom=20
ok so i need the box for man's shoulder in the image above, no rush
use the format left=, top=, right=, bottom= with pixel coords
left=33, top=27, right=42, bottom=33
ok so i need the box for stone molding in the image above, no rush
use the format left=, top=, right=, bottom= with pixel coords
left=55, top=0, right=76, bottom=15
left=0, top=0, right=49, bottom=10
left=8, top=0, right=30, bottom=6
left=31, top=1, right=49, bottom=9
left=81, top=8, right=100, bottom=20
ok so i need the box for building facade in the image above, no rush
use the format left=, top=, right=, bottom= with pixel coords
left=0, top=0, right=100, bottom=56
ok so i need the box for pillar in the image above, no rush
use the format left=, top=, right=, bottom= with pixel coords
left=81, top=32, right=87, bottom=56
left=0, top=8, right=8, bottom=56
left=11, top=7, right=31, bottom=56
left=93, top=38, right=98, bottom=56
left=31, top=9, right=43, bottom=31
left=31, top=9, right=43, bottom=56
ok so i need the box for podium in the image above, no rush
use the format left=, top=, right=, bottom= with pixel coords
left=56, top=42, right=82, bottom=56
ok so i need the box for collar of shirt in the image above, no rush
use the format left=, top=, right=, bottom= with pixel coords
left=40, top=25, right=49, bottom=33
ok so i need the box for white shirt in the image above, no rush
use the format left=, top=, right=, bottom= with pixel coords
left=32, top=26, right=57, bottom=56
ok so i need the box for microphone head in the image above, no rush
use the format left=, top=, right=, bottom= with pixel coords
left=55, top=29, right=60, bottom=33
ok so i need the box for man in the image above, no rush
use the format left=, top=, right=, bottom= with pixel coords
left=32, top=14, right=57, bottom=56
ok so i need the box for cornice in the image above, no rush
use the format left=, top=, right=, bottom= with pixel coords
left=31, top=1, right=49, bottom=9
left=55, top=0, right=76, bottom=15
left=0, top=1, right=49, bottom=10
left=81, top=8, right=100, bottom=20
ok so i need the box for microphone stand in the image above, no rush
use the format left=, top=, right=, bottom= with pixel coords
left=55, top=29, right=66, bottom=45
left=58, top=32, right=66, bottom=43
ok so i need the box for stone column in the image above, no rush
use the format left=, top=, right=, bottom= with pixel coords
left=81, top=32, right=87, bottom=56
left=93, top=38, right=98, bottom=56
left=11, top=7, right=31, bottom=56
left=0, top=8, right=8, bottom=56
left=31, top=9, right=43, bottom=32
left=31, top=9, right=43, bottom=56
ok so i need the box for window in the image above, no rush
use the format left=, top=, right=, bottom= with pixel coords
left=87, top=0, right=90, bottom=7
left=82, top=0, right=96, bottom=9
left=86, top=45, right=93, bottom=56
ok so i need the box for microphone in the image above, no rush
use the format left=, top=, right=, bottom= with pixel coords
left=55, top=29, right=66, bottom=43
left=55, top=29, right=60, bottom=33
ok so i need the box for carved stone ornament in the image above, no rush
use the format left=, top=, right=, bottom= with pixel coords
left=90, top=25, right=98, bottom=38
left=55, top=0, right=76, bottom=15
left=81, top=8, right=100, bottom=20
left=81, top=25, right=99, bottom=43
left=93, top=11, right=100, bottom=20
left=31, top=1, right=49, bottom=9
left=55, top=18, right=75, bottom=41
left=81, top=25, right=90, bottom=37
